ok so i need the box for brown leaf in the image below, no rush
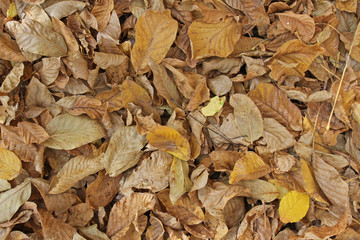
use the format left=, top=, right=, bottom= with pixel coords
left=188, top=17, right=241, bottom=59
left=106, top=192, right=156, bottom=237
left=131, top=10, right=178, bottom=74
left=91, top=0, right=114, bottom=32
left=18, top=121, right=50, bottom=144
left=248, top=82, right=303, bottom=131
left=209, top=150, right=244, bottom=172
left=68, top=96, right=107, bottom=120
left=278, top=12, right=315, bottom=42
left=86, top=170, right=121, bottom=210
left=0, top=32, right=26, bottom=62
left=0, top=63, right=24, bottom=93
left=66, top=203, right=93, bottom=227
left=39, top=209, right=76, bottom=240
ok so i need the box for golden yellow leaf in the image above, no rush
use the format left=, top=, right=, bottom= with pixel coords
left=0, top=148, right=22, bottom=180
left=188, top=17, right=241, bottom=59
left=279, top=190, right=310, bottom=223
left=300, top=159, right=328, bottom=204
left=131, top=9, right=178, bottom=74
left=147, top=126, right=191, bottom=161
left=229, top=151, right=272, bottom=184
left=267, top=39, right=323, bottom=80
left=6, top=2, right=17, bottom=18
left=201, top=96, right=225, bottom=117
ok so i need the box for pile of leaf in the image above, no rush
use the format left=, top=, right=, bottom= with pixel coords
left=0, top=0, right=360, bottom=238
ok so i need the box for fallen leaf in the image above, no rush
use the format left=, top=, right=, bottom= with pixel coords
left=169, top=157, right=192, bottom=204
left=229, top=151, right=272, bottom=184
left=147, top=125, right=191, bottom=161
left=39, top=209, right=76, bottom=240
left=93, top=52, right=127, bottom=69
left=209, top=150, right=244, bottom=172
left=248, top=82, right=303, bottom=131
left=0, top=179, right=31, bottom=223
left=279, top=190, right=310, bottom=223
left=49, top=154, right=104, bottom=194
left=188, top=17, right=241, bottom=59
left=0, top=32, right=26, bottom=62
left=91, top=0, right=114, bottom=32
left=0, top=148, right=22, bottom=180
left=278, top=12, right=315, bottom=42
left=18, top=121, right=50, bottom=144
left=43, top=113, right=105, bottom=150
left=239, top=179, right=279, bottom=202
left=201, top=96, right=225, bottom=117
left=230, top=94, right=263, bottom=143
left=102, top=125, right=146, bottom=177
left=131, top=9, right=178, bottom=74
left=44, top=1, right=86, bottom=19
left=0, top=63, right=24, bottom=93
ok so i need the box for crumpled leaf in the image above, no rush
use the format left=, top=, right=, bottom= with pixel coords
left=230, top=94, right=263, bottom=143
left=106, top=192, right=156, bottom=237
left=6, top=19, right=67, bottom=57
left=267, top=39, right=323, bottom=80
left=279, top=190, right=310, bottom=223
left=169, top=157, right=192, bottom=204
left=201, top=96, right=225, bottom=117
left=248, top=82, right=303, bottom=131
left=188, top=17, right=241, bottom=59
left=0, top=63, right=24, bottom=93
left=229, top=151, right=272, bottom=184
left=102, top=125, right=147, bottom=177
left=0, top=178, right=31, bottom=223
left=43, top=113, right=106, bottom=150
left=0, top=148, right=21, bottom=181
left=131, top=9, right=178, bottom=74
left=49, top=154, right=104, bottom=194
left=121, top=151, right=173, bottom=192
left=147, top=125, right=191, bottom=161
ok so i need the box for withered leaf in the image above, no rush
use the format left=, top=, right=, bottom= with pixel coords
left=0, top=63, right=24, bottom=93
left=278, top=12, right=315, bottom=42
left=0, top=32, right=26, bottom=62
left=131, top=10, right=178, bottom=74
left=39, top=209, right=76, bottom=240
left=169, top=157, right=192, bottom=204
left=91, top=0, right=114, bottom=32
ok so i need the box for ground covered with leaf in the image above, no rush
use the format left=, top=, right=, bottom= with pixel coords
left=0, top=0, right=360, bottom=239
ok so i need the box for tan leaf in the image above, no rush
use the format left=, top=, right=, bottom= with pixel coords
left=102, top=125, right=147, bottom=177
left=0, top=32, right=26, bottom=62
left=267, top=39, right=323, bottom=80
left=169, top=157, right=192, bottom=204
left=49, top=154, right=104, bottom=194
left=39, top=209, right=76, bottom=240
left=0, top=63, right=24, bottom=93
left=146, top=214, right=165, bottom=240
left=25, top=77, right=55, bottom=110
left=230, top=94, right=263, bottom=143
left=188, top=17, right=241, bottom=59
left=18, top=121, right=50, bottom=144
left=79, top=225, right=110, bottom=240
left=313, top=153, right=348, bottom=209
left=207, top=75, right=232, bottom=96
left=278, top=12, right=315, bottom=42
left=43, top=113, right=105, bottom=150
left=121, top=79, right=161, bottom=122
left=131, top=9, right=178, bottom=74
left=239, top=179, right=279, bottom=202
left=37, top=57, right=61, bottom=85
left=226, top=0, right=269, bottom=27
left=147, top=125, right=191, bottom=161
left=106, top=192, right=156, bottom=237
left=248, top=82, right=303, bottom=131
left=157, top=190, right=205, bottom=225
left=86, top=170, right=121, bottom=210
left=0, top=179, right=31, bottom=223
left=209, top=150, right=244, bottom=172
left=91, top=0, right=114, bottom=31
left=45, top=1, right=86, bottom=19
left=198, top=182, right=251, bottom=209
left=68, top=96, right=107, bottom=120
left=95, top=85, right=123, bottom=112
left=190, top=164, right=209, bottom=192
left=257, top=118, right=296, bottom=153
left=93, top=52, right=127, bottom=69
left=0, top=179, right=10, bottom=192
left=6, top=19, right=67, bottom=57
left=120, top=150, right=173, bottom=192
left=229, top=151, right=272, bottom=184
left=66, top=203, right=93, bottom=227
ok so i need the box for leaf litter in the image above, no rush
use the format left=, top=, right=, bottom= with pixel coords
left=0, top=0, right=359, bottom=239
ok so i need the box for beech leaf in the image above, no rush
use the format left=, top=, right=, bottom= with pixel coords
left=0, top=148, right=22, bottom=180
left=279, top=191, right=310, bottom=223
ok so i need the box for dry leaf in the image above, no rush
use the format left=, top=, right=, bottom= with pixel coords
left=248, top=82, right=303, bottom=131
left=201, top=96, right=225, bottom=117
left=147, top=125, right=191, bottom=161
left=43, top=113, right=105, bottom=150
left=131, top=10, right=178, bottom=74
left=102, top=125, right=146, bottom=177
left=0, top=32, right=26, bottom=62
left=0, top=148, right=22, bottom=180
left=229, top=151, right=272, bottom=184
left=230, top=94, right=263, bottom=143
left=18, top=121, right=50, bottom=144
left=169, top=157, right=192, bottom=204
left=39, top=209, right=76, bottom=240
left=239, top=179, right=279, bottom=202
left=188, top=17, right=241, bottom=59
left=0, top=63, right=24, bottom=93
left=49, top=154, right=104, bottom=194
left=45, top=1, right=86, bottom=19
left=279, top=190, right=310, bottom=223
left=278, top=12, right=315, bottom=42
left=91, top=0, right=114, bottom=32
left=0, top=179, right=31, bottom=223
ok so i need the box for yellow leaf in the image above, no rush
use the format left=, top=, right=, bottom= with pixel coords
left=201, top=96, right=225, bottom=116
left=300, top=159, right=328, bottom=204
left=169, top=157, right=192, bottom=204
left=0, top=148, right=22, bottom=180
left=279, top=190, right=310, bottom=223
left=147, top=126, right=191, bottom=161
left=229, top=151, right=272, bottom=184
left=188, top=17, right=241, bottom=59
left=6, top=2, right=17, bottom=18
left=131, top=9, right=178, bottom=74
